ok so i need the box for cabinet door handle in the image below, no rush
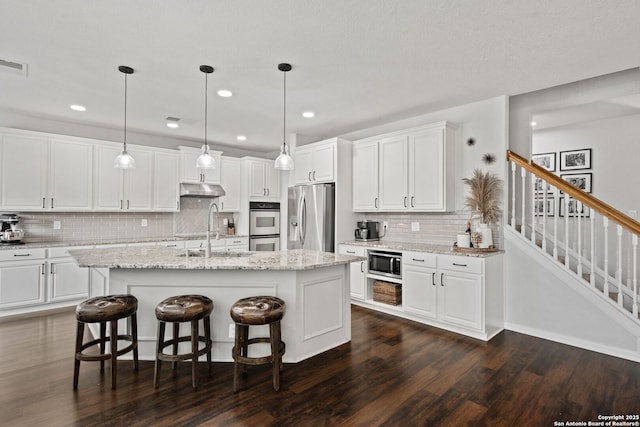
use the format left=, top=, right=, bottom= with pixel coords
left=221, top=202, right=224, bottom=210
left=432, top=272, right=436, bottom=286
left=267, top=188, right=270, bottom=196
left=404, top=196, right=407, bottom=208
left=120, top=200, right=123, bottom=210
left=346, top=250, right=355, bottom=254
left=41, top=263, right=46, bottom=275
left=233, top=240, right=241, bottom=244
left=14, top=253, right=32, bottom=257
left=361, top=261, right=365, bottom=273
left=42, top=197, right=46, bottom=209
left=452, top=263, right=468, bottom=267
left=165, top=244, right=177, bottom=248
left=412, top=258, right=424, bottom=262
left=51, top=198, right=54, bottom=209
left=263, top=188, right=266, bottom=196
left=308, top=171, right=312, bottom=181
left=50, top=263, right=55, bottom=275
left=374, top=197, right=378, bottom=208
left=177, top=200, right=180, bottom=210
left=313, top=171, right=316, bottom=180
left=440, top=273, right=445, bottom=286
left=411, top=196, right=415, bottom=207
left=127, top=200, right=130, bottom=210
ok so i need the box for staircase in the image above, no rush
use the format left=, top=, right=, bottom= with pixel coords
left=507, top=151, right=640, bottom=326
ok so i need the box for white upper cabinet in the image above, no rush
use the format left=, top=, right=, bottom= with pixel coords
left=219, top=156, right=241, bottom=212
left=49, top=138, right=93, bottom=210
left=246, top=157, right=280, bottom=200
left=294, top=139, right=335, bottom=184
left=179, top=146, right=222, bottom=184
left=94, top=144, right=153, bottom=211
left=352, top=141, right=379, bottom=211
left=153, top=151, right=180, bottom=212
left=353, top=121, right=456, bottom=212
left=0, top=134, right=49, bottom=210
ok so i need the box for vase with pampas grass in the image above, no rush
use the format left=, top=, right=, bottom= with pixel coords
left=462, top=169, right=503, bottom=248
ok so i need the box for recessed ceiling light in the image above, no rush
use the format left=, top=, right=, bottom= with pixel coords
left=70, top=104, right=86, bottom=112
left=166, top=122, right=179, bottom=129
left=530, top=121, right=537, bottom=127
left=302, top=111, right=315, bottom=118
left=217, top=89, right=233, bottom=98
left=237, top=135, right=247, bottom=141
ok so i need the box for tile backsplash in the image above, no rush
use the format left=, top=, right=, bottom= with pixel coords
left=16, top=198, right=235, bottom=244
left=364, top=211, right=503, bottom=248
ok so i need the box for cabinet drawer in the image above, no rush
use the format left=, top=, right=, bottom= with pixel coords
left=403, top=251, right=437, bottom=268
left=226, top=237, right=248, bottom=246
left=48, top=246, right=89, bottom=258
left=339, top=245, right=366, bottom=256
left=0, top=248, right=47, bottom=262
left=438, top=255, right=482, bottom=274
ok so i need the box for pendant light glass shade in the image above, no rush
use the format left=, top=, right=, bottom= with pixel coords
left=114, top=66, right=136, bottom=169
left=275, top=63, right=294, bottom=170
left=196, top=65, right=216, bottom=170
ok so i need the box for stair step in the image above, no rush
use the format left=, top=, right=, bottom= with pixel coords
left=608, top=291, right=635, bottom=313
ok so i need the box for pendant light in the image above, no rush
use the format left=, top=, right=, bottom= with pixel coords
left=114, top=65, right=136, bottom=169
left=196, top=65, right=216, bottom=169
left=274, top=63, right=294, bottom=170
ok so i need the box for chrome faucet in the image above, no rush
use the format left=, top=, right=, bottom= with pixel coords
left=206, top=201, right=220, bottom=257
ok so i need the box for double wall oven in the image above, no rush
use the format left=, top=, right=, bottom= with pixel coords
left=249, top=202, right=280, bottom=251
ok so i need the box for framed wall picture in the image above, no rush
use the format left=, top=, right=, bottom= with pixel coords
left=532, top=152, right=556, bottom=172
left=534, top=177, right=555, bottom=195
left=560, top=172, right=592, bottom=193
left=559, top=197, right=591, bottom=218
left=560, top=148, right=591, bottom=171
left=534, top=197, right=555, bottom=217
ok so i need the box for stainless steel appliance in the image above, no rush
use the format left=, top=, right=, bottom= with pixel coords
left=368, top=251, right=402, bottom=279
left=288, top=183, right=335, bottom=252
left=355, top=220, right=380, bottom=241
left=0, top=213, right=25, bottom=244
left=249, top=202, right=280, bottom=251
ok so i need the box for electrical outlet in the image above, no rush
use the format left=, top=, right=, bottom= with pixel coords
left=53, top=220, right=61, bottom=230
left=141, top=219, right=148, bottom=227
left=228, top=323, right=235, bottom=338
left=383, top=221, right=389, bottom=229
left=223, top=218, right=228, bottom=226
left=411, top=222, right=420, bottom=232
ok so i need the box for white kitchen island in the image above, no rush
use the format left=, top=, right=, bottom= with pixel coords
left=69, top=247, right=364, bottom=363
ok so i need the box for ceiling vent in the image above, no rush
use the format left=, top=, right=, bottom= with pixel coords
left=0, top=59, right=28, bottom=77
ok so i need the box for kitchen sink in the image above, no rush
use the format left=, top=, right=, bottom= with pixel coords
left=176, top=249, right=251, bottom=258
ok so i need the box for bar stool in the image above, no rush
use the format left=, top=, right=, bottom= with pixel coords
left=153, top=295, right=213, bottom=389
left=73, top=294, right=139, bottom=390
left=230, top=296, right=286, bottom=392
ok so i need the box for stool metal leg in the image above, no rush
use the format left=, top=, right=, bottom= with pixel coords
left=154, top=321, right=166, bottom=388
left=73, top=322, right=84, bottom=390
left=110, top=319, right=118, bottom=389
left=191, top=318, right=199, bottom=388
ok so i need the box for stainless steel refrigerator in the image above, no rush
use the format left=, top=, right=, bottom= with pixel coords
left=288, top=183, right=335, bottom=252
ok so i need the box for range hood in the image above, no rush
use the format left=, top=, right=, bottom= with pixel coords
left=179, top=183, right=226, bottom=198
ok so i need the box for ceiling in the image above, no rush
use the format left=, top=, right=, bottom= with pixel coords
left=1, top=1, right=640, bottom=154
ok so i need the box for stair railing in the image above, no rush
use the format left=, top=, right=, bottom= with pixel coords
left=507, top=150, right=640, bottom=321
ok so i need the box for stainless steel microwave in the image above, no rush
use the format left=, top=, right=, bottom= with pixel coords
left=368, top=251, right=402, bottom=279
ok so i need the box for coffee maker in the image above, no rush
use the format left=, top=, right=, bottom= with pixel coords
left=354, top=220, right=380, bottom=241
left=0, top=214, right=25, bottom=244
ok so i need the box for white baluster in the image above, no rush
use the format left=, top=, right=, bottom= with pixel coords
left=553, top=185, right=559, bottom=260
left=564, top=193, right=570, bottom=269
left=531, top=173, right=537, bottom=244
left=603, top=217, right=609, bottom=296
left=577, top=201, right=583, bottom=277
left=511, top=161, right=516, bottom=228
left=590, top=210, right=596, bottom=288
left=521, top=168, right=526, bottom=236
left=617, top=225, right=623, bottom=307
left=632, top=234, right=638, bottom=317
left=541, top=182, right=548, bottom=253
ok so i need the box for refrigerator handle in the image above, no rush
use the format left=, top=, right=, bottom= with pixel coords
left=300, top=194, right=307, bottom=246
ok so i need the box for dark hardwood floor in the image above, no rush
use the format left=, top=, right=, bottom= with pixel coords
left=1, top=305, right=639, bottom=426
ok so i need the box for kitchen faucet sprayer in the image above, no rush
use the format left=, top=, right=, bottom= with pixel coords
left=206, top=201, right=220, bottom=257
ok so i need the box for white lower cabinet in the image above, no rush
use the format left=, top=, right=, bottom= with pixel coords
left=344, top=243, right=503, bottom=341
left=48, top=247, right=90, bottom=303
left=0, top=249, right=46, bottom=309
left=338, top=245, right=366, bottom=300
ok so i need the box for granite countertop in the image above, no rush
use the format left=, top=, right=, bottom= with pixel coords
left=0, top=235, right=249, bottom=251
left=340, top=240, right=504, bottom=258
left=69, top=247, right=366, bottom=271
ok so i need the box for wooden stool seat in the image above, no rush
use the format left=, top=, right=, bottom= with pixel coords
left=230, top=296, right=286, bottom=392
left=154, top=295, right=213, bottom=389
left=73, top=294, right=139, bottom=390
